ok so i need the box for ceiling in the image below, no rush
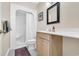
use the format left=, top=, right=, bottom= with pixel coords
left=13, top=2, right=39, bottom=9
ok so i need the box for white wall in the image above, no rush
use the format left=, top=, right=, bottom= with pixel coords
left=16, top=10, right=26, bottom=42
left=37, top=2, right=79, bottom=56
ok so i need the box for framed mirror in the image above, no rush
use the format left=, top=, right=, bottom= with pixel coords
left=47, top=2, right=60, bottom=24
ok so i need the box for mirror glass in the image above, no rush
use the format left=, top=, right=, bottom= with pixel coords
left=48, top=5, right=57, bottom=22
left=47, top=2, right=60, bottom=24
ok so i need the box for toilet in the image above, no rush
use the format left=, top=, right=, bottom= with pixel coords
left=27, top=39, right=36, bottom=50
left=26, top=39, right=37, bottom=56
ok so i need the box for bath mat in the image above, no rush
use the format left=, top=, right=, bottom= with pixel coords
left=15, top=47, right=31, bottom=56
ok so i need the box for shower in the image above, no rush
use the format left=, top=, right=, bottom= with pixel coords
left=16, top=10, right=36, bottom=49
left=10, top=4, right=37, bottom=49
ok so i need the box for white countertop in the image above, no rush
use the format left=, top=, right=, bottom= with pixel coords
left=37, top=31, right=79, bottom=39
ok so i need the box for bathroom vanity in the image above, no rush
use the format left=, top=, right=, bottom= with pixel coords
left=36, top=31, right=79, bottom=56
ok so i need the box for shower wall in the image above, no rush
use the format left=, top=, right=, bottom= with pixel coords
left=26, top=13, right=35, bottom=41
left=16, top=10, right=26, bottom=42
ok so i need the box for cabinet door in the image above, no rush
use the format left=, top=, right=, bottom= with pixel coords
left=36, top=36, right=43, bottom=56
left=42, top=39, right=49, bottom=56
left=37, top=38, right=49, bottom=56
left=36, top=32, right=49, bottom=56
left=49, top=35, right=63, bottom=56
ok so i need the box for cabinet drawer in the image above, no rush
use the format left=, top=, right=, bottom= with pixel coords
left=37, top=32, right=50, bottom=41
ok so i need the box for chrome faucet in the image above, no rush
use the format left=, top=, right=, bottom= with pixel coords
left=52, top=26, right=55, bottom=32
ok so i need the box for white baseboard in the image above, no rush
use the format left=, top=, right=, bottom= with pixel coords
left=5, top=48, right=11, bottom=56
left=28, top=48, right=36, bottom=51
left=14, top=45, right=28, bottom=49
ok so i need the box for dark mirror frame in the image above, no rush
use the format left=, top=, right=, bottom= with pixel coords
left=47, top=2, right=60, bottom=24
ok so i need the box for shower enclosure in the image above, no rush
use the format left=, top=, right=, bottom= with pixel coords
left=10, top=4, right=37, bottom=49
left=16, top=10, right=26, bottom=43
left=16, top=10, right=35, bottom=48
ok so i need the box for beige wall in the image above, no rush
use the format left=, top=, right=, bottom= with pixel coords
left=37, top=2, right=79, bottom=56
left=37, top=2, right=79, bottom=31
left=63, top=37, right=79, bottom=56
left=1, top=2, right=10, bottom=56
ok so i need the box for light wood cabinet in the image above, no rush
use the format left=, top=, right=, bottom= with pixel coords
left=42, top=39, right=49, bottom=56
left=36, top=32, right=63, bottom=56
left=36, top=37, right=43, bottom=55
left=49, top=35, right=63, bottom=56
left=36, top=32, right=49, bottom=56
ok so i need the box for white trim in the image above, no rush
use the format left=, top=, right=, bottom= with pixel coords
left=5, top=48, right=11, bottom=56
left=28, top=48, right=36, bottom=51
left=14, top=45, right=28, bottom=49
